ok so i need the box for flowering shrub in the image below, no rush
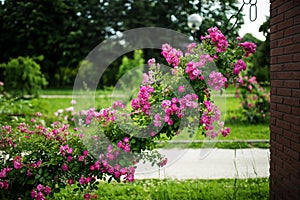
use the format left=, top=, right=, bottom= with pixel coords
left=234, top=75, right=270, bottom=123
left=0, top=27, right=256, bottom=199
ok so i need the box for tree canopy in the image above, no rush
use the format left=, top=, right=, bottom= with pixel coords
left=0, top=0, right=243, bottom=87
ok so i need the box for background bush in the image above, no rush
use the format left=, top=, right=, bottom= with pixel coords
left=0, top=56, right=47, bottom=98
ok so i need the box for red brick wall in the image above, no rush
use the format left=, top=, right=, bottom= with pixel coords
left=270, top=0, right=300, bottom=199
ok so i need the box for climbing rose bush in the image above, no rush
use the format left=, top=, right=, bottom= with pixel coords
left=234, top=75, right=270, bottom=123
left=0, top=27, right=256, bottom=199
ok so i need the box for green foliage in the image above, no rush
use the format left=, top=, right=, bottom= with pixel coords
left=0, top=56, right=47, bottom=97
left=51, top=178, right=269, bottom=200
left=234, top=76, right=270, bottom=124
left=0, top=0, right=243, bottom=87
left=117, top=50, right=144, bottom=80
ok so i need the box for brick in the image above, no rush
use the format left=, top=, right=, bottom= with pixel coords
left=271, top=124, right=284, bottom=135
left=271, top=139, right=284, bottom=151
left=284, top=146, right=300, bottom=161
left=271, top=7, right=278, bottom=17
left=291, top=141, right=300, bottom=153
left=290, top=176, right=300, bottom=190
left=270, top=56, right=278, bottom=65
left=278, top=18, right=294, bottom=31
left=285, top=44, right=300, bottom=53
left=293, top=53, right=300, bottom=62
left=271, top=13, right=284, bottom=25
left=270, top=102, right=277, bottom=110
left=292, top=71, right=300, bottom=80
left=283, top=97, right=300, bottom=106
left=292, top=89, right=300, bottom=97
left=271, top=110, right=283, bottom=119
left=284, top=63, right=300, bottom=71
left=284, top=24, right=300, bottom=36
left=273, top=72, right=294, bottom=79
left=277, top=87, right=291, bottom=96
left=275, top=149, right=291, bottom=164
left=271, top=48, right=284, bottom=56
left=277, top=104, right=292, bottom=114
left=271, top=95, right=283, bottom=103
left=292, top=106, right=300, bottom=115
left=271, top=130, right=276, bottom=139
left=271, top=30, right=284, bottom=40
left=291, top=124, right=300, bottom=132
left=271, top=87, right=277, bottom=95
left=270, top=0, right=282, bottom=9
left=293, top=1, right=300, bottom=7
left=283, top=113, right=300, bottom=124
left=284, top=80, right=300, bottom=88
left=271, top=124, right=283, bottom=135
left=283, top=129, right=300, bottom=143
left=278, top=54, right=293, bottom=63
left=277, top=133, right=291, bottom=147
left=285, top=6, right=300, bottom=19
left=277, top=118, right=291, bottom=129
left=270, top=24, right=279, bottom=33
left=271, top=80, right=284, bottom=87
left=271, top=153, right=284, bottom=168
left=270, top=64, right=283, bottom=72
left=278, top=37, right=294, bottom=46
left=278, top=1, right=293, bottom=14
left=293, top=33, right=300, bottom=43
left=294, top=15, right=300, bottom=25
left=270, top=40, right=278, bottom=49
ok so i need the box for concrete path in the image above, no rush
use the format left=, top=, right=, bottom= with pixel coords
left=135, top=148, right=270, bottom=179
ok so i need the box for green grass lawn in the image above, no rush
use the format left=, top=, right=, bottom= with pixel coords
left=51, top=178, right=269, bottom=200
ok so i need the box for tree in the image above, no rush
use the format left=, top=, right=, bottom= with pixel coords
left=0, top=0, right=243, bottom=88
left=0, top=0, right=108, bottom=87
left=0, top=56, right=48, bottom=97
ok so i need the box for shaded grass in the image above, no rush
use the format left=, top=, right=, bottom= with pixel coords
left=51, top=178, right=269, bottom=200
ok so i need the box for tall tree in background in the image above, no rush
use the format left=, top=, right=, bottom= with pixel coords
left=0, top=0, right=243, bottom=87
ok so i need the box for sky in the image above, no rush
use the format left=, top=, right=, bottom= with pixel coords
left=238, top=0, right=270, bottom=41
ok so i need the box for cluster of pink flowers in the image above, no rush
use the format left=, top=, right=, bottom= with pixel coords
left=161, top=98, right=181, bottom=125
left=185, top=61, right=204, bottom=80
left=233, top=59, right=247, bottom=75
left=153, top=113, right=162, bottom=127
left=185, top=54, right=214, bottom=80
left=31, top=184, right=51, bottom=200
left=239, top=41, right=256, bottom=57
left=178, top=94, right=199, bottom=110
left=142, top=70, right=155, bottom=84
left=26, top=160, right=41, bottom=176
left=13, top=156, right=22, bottom=170
left=200, top=100, right=229, bottom=138
left=161, top=43, right=183, bottom=68
left=112, top=100, right=125, bottom=109
left=131, top=85, right=154, bottom=115
left=117, top=137, right=131, bottom=153
left=201, top=26, right=228, bottom=53
left=186, top=42, right=197, bottom=54
left=160, top=94, right=199, bottom=126
left=207, top=71, right=227, bottom=90
left=0, top=125, right=14, bottom=147
left=83, top=193, right=98, bottom=200
left=85, top=107, right=118, bottom=126
left=0, top=167, right=11, bottom=190
left=60, top=144, right=73, bottom=156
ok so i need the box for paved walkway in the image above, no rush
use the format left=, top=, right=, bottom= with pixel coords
left=135, top=148, right=270, bottom=179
